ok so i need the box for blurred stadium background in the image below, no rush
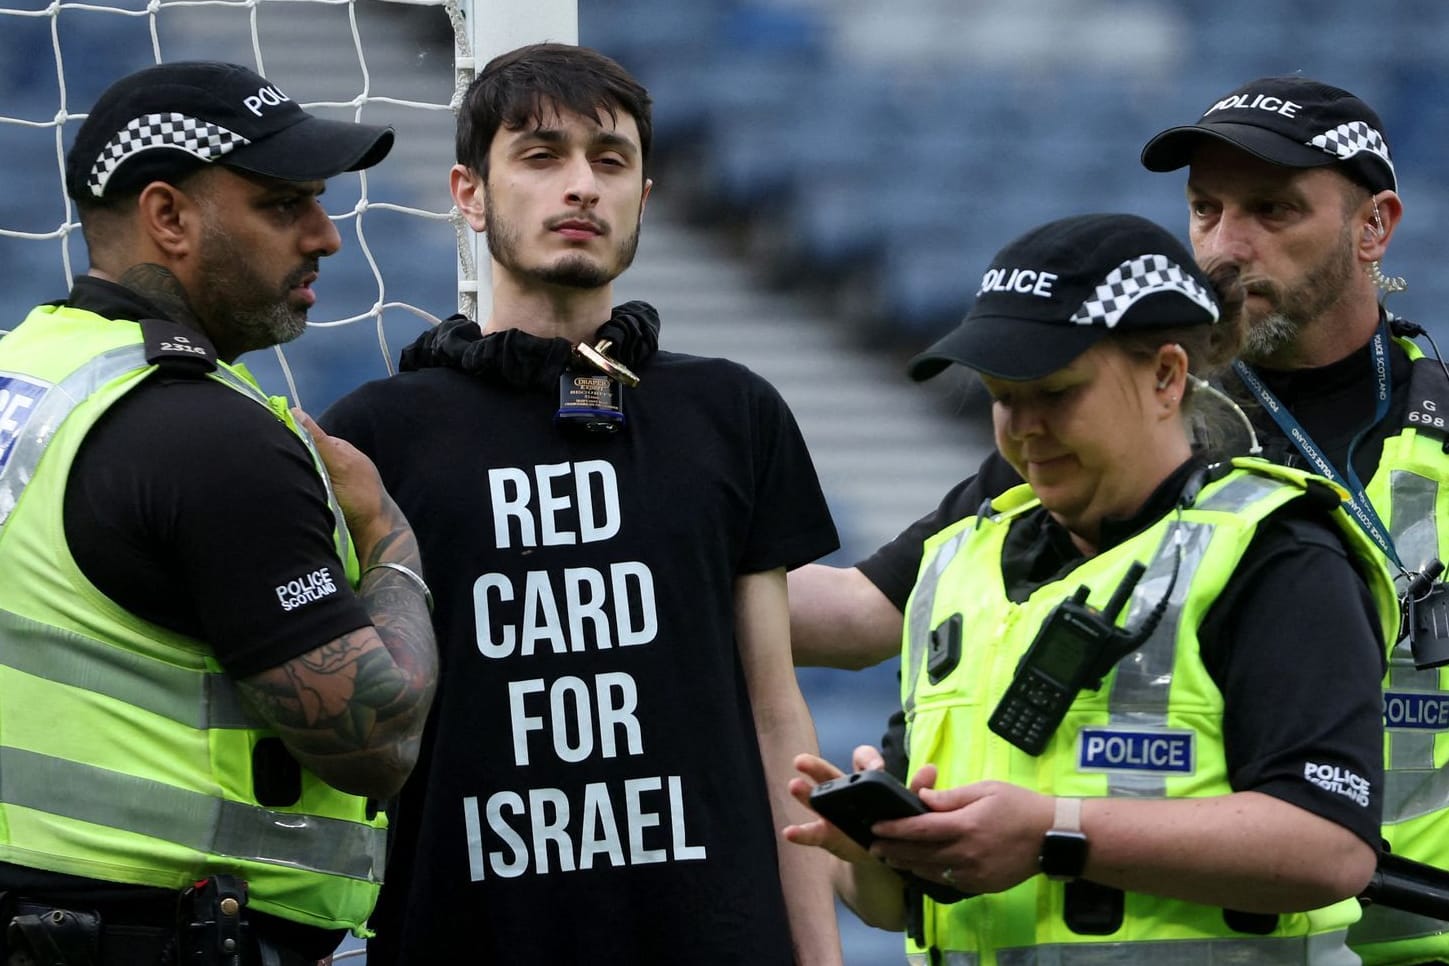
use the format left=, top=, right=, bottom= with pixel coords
left=4, top=0, right=1447, bottom=960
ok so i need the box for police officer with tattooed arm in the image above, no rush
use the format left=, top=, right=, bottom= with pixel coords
left=0, top=62, right=438, bottom=965
left=790, top=77, right=1449, bottom=964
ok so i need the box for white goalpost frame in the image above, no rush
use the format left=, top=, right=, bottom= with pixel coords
left=448, top=0, right=578, bottom=322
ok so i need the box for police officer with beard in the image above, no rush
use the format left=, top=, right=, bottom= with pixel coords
left=0, top=62, right=437, bottom=965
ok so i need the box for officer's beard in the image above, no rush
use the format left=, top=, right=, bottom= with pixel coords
left=1238, top=221, right=1358, bottom=368
left=194, top=221, right=310, bottom=356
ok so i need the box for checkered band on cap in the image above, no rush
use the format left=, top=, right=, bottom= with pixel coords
left=87, top=112, right=251, bottom=197
left=1309, top=120, right=1394, bottom=175
left=1069, top=253, right=1219, bottom=328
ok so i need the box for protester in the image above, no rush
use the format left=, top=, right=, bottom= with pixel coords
left=321, top=42, right=843, bottom=965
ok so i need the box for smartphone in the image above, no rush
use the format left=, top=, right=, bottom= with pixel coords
left=808, top=769, right=930, bottom=850
left=808, top=769, right=972, bottom=904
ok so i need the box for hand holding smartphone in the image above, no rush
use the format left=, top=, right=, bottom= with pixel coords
left=808, top=770, right=931, bottom=848
left=807, top=769, right=973, bottom=903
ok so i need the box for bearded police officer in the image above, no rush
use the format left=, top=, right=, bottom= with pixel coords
left=1142, top=74, right=1449, bottom=966
left=0, top=62, right=438, bottom=965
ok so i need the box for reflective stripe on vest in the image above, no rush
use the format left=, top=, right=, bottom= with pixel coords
left=908, top=954, right=977, bottom=966
left=1383, top=464, right=1448, bottom=823
left=1105, top=472, right=1283, bottom=798
left=905, top=529, right=970, bottom=732
left=0, top=346, right=141, bottom=527
left=1346, top=901, right=1446, bottom=947
left=1102, top=521, right=1210, bottom=798
left=986, top=929, right=1357, bottom=965
left=0, top=609, right=251, bottom=730
left=0, top=345, right=351, bottom=566
left=1, top=747, right=383, bottom=881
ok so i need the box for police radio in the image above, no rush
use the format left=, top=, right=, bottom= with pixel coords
left=988, top=563, right=1147, bottom=755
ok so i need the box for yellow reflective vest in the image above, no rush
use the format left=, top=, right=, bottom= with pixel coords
left=1349, top=341, right=1449, bottom=965
left=901, top=460, right=1398, bottom=966
left=0, top=304, right=385, bottom=932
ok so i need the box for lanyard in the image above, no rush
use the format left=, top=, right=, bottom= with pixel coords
left=1231, top=320, right=1403, bottom=570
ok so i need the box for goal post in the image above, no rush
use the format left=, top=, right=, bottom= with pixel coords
left=435, top=0, right=577, bottom=322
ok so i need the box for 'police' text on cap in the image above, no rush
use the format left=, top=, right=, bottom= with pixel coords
left=1140, top=75, right=1396, bottom=194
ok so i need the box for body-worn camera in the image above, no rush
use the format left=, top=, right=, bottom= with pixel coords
left=1405, top=560, right=1449, bottom=670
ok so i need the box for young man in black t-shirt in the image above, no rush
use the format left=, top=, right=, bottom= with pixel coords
left=321, top=44, right=843, bottom=965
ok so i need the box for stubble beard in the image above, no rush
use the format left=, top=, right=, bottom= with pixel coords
left=483, top=185, right=642, bottom=291
left=1238, top=221, right=1358, bottom=367
left=196, top=221, right=309, bottom=355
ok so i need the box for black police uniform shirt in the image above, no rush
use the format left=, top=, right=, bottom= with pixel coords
left=0, top=277, right=373, bottom=958
left=869, top=451, right=1389, bottom=852
left=320, top=308, right=839, bottom=965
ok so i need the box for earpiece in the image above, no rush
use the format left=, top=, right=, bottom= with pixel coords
left=1157, top=344, right=1185, bottom=392
left=1368, top=197, right=1408, bottom=294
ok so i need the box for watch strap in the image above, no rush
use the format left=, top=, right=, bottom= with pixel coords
left=1040, top=796, right=1089, bottom=881
left=1054, top=795, right=1082, bottom=833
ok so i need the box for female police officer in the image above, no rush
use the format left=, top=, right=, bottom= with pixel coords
left=785, top=213, right=1398, bottom=964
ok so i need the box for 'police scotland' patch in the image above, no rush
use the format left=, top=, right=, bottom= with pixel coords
left=1077, top=727, right=1195, bottom=774
left=0, top=374, right=51, bottom=476
left=1384, top=691, right=1449, bottom=731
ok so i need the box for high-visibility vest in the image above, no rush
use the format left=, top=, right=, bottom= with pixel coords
left=901, top=460, right=1398, bottom=966
left=1349, top=341, right=1449, bottom=964
left=0, top=304, right=385, bottom=932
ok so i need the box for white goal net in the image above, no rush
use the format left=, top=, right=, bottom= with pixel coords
left=0, top=0, right=573, bottom=412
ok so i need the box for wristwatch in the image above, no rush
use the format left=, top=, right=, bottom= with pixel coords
left=1039, top=796, right=1088, bottom=881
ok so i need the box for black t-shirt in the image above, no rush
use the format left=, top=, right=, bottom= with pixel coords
left=1238, top=334, right=1413, bottom=487
left=322, top=315, right=839, bottom=965
left=0, top=278, right=372, bottom=957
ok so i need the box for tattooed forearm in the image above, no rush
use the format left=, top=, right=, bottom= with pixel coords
left=237, top=528, right=439, bottom=799
left=357, top=566, right=439, bottom=722
left=362, top=521, right=421, bottom=572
